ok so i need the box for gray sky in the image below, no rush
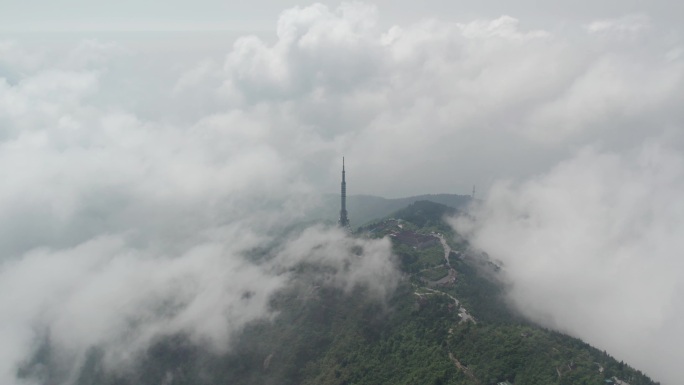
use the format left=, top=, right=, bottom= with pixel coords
left=1, top=0, right=682, bottom=31
left=0, top=1, right=683, bottom=384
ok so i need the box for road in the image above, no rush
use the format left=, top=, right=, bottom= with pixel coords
left=415, top=232, right=475, bottom=324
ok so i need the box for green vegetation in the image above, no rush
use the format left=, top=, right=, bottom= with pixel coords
left=417, top=244, right=446, bottom=267
left=420, top=266, right=450, bottom=281
left=301, top=287, right=461, bottom=385
left=448, top=323, right=656, bottom=385
left=445, top=258, right=514, bottom=325
left=392, top=200, right=457, bottom=232
left=21, top=199, right=660, bottom=385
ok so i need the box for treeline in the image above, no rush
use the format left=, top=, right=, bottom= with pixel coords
left=449, top=323, right=657, bottom=385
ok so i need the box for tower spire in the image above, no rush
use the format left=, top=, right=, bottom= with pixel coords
left=338, top=157, right=350, bottom=228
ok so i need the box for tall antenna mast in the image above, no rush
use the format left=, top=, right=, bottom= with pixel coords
left=338, top=157, right=350, bottom=228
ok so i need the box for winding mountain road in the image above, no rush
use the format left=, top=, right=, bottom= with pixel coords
left=416, top=232, right=475, bottom=324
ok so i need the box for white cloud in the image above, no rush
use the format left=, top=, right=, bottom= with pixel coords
left=0, top=225, right=398, bottom=384
left=0, top=25, right=403, bottom=383
left=172, top=4, right=682, bottom=196
left=0, top=2, right=683, bottom=383
left=585, top=14, right=651, bottom=36
left=525, top=54, right=684, bottom=143
left=274, top=225, right=400, bottom=299
left=453, top=138, right=684, bottom=384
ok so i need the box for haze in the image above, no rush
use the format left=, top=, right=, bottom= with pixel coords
left=0, top=0, right=682, bottom=384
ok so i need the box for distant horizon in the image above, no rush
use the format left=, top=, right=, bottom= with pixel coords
left=323, top=192, right=474, bottom=199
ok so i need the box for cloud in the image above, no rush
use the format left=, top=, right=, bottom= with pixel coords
left=0, top=22, right=403, bottom=385
left=452, top=137, right=684, bottom=384
left=585, top=14, right=651, bottom=36
left=172, top=3, right=682, bottom=196
left=0, top=2, right=683, bottom=384
left=273, top=225, right=400, bottom=299
left=0, top=225, right=398, bottom=384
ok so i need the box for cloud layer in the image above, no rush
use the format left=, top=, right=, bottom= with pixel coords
left=0, top=224, right=398, bottom=384
left=1, top=2, right=683, bottom=384
left=174, top=5, right=682, bottom=196
left=453, top=139, right=684, bottom=384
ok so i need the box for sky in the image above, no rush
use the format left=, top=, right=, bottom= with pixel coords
left=0, top=0, right=683, bottom=384
left=1, top=0, right=682, bottom=31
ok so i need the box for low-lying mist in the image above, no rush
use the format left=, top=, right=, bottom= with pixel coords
left=0, top=224, right=399, bottom=384
left=452, top=140, right=684, bottom=385
left=1, top=1, right=683, bottom=384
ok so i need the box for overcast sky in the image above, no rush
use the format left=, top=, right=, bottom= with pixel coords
left=1, top=0, right=683, bottom=31
left=1, top=1, right=683, bottom=384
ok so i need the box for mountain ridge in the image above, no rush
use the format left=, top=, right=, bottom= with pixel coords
left=17, top=199, right=660, bottom=385
left=304, top=193, right=472, bottom=227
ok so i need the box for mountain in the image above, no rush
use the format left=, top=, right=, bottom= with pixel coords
left=304, top=193, right=472, bottom=227
left=390, top=199, right=459, bottom=227
left=20, top=200, right=659, bottom=385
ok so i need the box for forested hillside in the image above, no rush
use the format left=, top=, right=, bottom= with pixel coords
left=20, top=200, right=659, bottom=385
